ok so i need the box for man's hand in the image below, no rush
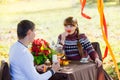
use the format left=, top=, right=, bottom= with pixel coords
left=36, top=64, right=47, bottom=72
left=51, top=62, right=60, bottom=73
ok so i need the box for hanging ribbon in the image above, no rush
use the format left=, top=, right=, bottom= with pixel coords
left=80, top=0, right=108, bottom=59
left=80, top=0, right=91, bottom=19
left=102, top=13, right=108, bottom=60
left=97, top=0, right=120, bottom=79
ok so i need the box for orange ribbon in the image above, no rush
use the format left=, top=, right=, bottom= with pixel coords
left=80, top=0, right=108, bottom=60
left=97, top=0, right=120, bottom=79
left=102, top=13, right=108, bottom=60
left=80, top=0, right=91, bottom=19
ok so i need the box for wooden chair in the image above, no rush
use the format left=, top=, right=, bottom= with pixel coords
left=91, top=42, right=113, bottom=80
left=0, top=60, right=11, bottom=80
left=91, top=42, right=102, bottom=61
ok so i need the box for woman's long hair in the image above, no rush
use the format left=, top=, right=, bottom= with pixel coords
left=76, top=27, right=84, bottom=57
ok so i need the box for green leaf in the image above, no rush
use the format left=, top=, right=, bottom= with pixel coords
left=117, top=62, right=120, bottom=69
left=50, top=49, right=57, bottom=55
left=38, top=55, right=44, bottom=64
left=32, top=52, right=35, bottom=56
left=47, top=53, right=52, bottom=60
left=44, top=48, right=49, bottom=50
left=36, top=58, right=40, bottom=64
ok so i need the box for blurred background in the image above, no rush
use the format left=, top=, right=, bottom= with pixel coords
left=0, top=0, right=120, bottom=79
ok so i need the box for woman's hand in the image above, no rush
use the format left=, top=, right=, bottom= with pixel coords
left=95, top=58, right=102, bottom=67
left=60, top=32, right=68, bottom=45
left=56, top=44, right=63, bottom=50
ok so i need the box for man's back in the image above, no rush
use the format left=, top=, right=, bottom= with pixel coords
left=9, top=41, right=33, bottom=80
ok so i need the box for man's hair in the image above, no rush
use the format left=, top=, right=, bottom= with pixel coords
left=17, top=20, right=35, bottom=39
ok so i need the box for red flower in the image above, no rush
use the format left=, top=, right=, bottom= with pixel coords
left=31, top=38, right=51, bottom=57
left=31, top=38, right=57, bottom=65
left=43, top=50, right=51, bottom=56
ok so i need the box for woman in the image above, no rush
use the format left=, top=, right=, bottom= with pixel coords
left=57, top=16, right=105, bottom=80
left=9, top=20, right=60, bottom=80
left=57, top=16, right=102, bottom=66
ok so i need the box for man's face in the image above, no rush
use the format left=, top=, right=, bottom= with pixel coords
left=28, top=29, right=35, bottom=43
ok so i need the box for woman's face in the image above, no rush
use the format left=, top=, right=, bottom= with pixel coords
left=64, top=25, right=77, bottom=35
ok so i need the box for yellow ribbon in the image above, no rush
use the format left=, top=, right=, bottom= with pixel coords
left=97, top=0, right=120, bottom=79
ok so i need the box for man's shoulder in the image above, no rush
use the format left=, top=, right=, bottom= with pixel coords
left=9, top=42, right=28, bottom=56
left=10, top=42, right=21, bottom=51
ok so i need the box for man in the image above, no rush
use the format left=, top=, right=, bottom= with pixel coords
left=9, top=20, right=60, bottom=80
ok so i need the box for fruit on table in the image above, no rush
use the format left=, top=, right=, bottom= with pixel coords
left=63, top=61, right=69, bottom=66
left=60, top=59, right=69, bottom=66
left=60, top=59, right=63, bottom=65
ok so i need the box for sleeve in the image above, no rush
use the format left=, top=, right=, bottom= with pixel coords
left=56, top=34, right=64, bottom=52
left=57, top=34, right=63, bottom=45
left=79, top=34, right=99, bottom=61
left=19, top=53, right=53, bottom=80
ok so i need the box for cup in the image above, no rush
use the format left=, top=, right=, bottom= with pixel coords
left=52, top=55, right=58, bottom=63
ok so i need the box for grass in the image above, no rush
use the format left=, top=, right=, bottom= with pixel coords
left=0, top=0, right=120, bottom=79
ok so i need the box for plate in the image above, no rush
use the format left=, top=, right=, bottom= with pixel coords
left=80, top=60, right=89, bottom=63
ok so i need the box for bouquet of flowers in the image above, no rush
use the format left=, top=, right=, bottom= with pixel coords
left=31, top=38, right=57, bottom=65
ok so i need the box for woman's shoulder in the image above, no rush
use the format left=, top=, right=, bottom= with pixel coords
left=58, top=32, right=65, bottom=40
left=79, top=33, right=87, bottom=38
